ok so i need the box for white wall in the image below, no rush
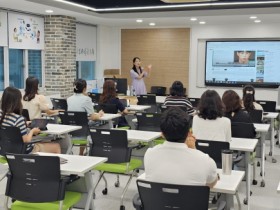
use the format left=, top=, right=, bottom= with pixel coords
left=189, top=23, right=280, bottom=101
left=96, top=26, right=121, bottom=79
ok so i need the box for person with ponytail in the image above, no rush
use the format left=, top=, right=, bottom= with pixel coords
left=1, top=87, right=60, bottom=154
left=242, top=85, right=263, bottom=112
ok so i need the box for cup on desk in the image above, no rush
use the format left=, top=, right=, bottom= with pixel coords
left=222, top=150, right=233, bottom=175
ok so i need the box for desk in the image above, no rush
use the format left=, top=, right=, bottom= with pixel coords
left=37, top=152, right=107, bottom=210
left=99, top=113, right=121, bottom=128
left=263, top=112, right=279, bottom=163
left=126, top=130, right=161, bottom=143
left=41, top=124, right=82, bottom=154
left=127, top=105, right=151, bottom=112
left=254, top=123, right=270, bottom=187
left=138, top=169, right=244, bottom=210
left=231, top=137, right=258, bottom=207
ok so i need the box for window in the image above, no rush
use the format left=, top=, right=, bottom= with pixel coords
left=9, top=49, right=24, bottom=89
left=76, top=61, right=95, bottom=80
left=28, top=50, right=42, bottom=85
left=0, top=47, right=4, bottom=91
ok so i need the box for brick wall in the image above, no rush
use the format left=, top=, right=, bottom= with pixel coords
left=44, top=15, right=76, bottom=98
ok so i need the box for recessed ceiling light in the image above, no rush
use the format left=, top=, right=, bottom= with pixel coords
left=199, top=21, right=206, bottom=24
left=190, top=17, right=197, bottom=21
left=149, top=23, right=156, bottom=26
left=136, top=19, right=143, bottom=23
left=250, top=16, right=257, bottom=19
left=254, top=20, right=261, bottom=23
left=45, top=9, right=54, bottom=13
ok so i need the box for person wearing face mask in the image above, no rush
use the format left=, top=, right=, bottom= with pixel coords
left=130, top=57, right=152, bottom=96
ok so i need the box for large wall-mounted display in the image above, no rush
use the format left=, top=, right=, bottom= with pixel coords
left=8, top=13, right=44, bottom=49
left=205, top=40, right=280, bottom=88
left=0, top=12, right=8, bottom=46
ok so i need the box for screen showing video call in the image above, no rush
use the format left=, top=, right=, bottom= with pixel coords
left=205, top=40, right=280, bottom=88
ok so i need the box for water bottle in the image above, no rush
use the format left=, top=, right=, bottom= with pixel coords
left=133, top=88, right=136, bottom=96
left=222, top=150, right=233, bottom=175
left=126, top=85, right=130, bottom=96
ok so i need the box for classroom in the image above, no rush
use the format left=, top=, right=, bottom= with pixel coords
left=1, top=1, right=280, bottom=210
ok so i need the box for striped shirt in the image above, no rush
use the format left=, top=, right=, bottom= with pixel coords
left=0, top=111, right=33, bottom=153
left=163, top=96, right=196, bottom=115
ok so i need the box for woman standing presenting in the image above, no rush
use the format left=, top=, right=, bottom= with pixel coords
left=130, top=57, right=152, bottom=95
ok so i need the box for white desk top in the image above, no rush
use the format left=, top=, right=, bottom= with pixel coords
left=99, top=113, right=121, bottom=121
left=263, top=112, right=279, bottom=119
left=41, top=124, right=82, bottom=135
left=254, top=123, right=270, bottom=132
left=37, top=152, right=107, bottom=176
left=277, top=182, right=280, bottom=193
left=276, top=105, right=280, bottom=111
left=230, top=137, right=258, bottom=152
left=127, top=105, right=151, bottom=111
left=138, top=169, right=244, bottom=195
left=156, top=96, right=166, bottom=104
left=126, top=130, right=161, bottom=142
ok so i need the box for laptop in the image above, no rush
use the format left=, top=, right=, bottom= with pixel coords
left=119, top=99, right=130, bottom=107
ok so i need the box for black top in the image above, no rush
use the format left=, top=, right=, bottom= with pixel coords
left=224, top=109, right=252, bottom=123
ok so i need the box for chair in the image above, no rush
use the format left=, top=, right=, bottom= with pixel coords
left=256, top=100, right=276, bottom=112
left=89, top=128, right=142, bottom=210
left=137, top=95, right=157, bottom=112
left=188, top=97, right=200, bottom=108
left=248, top=109, right=263, bottom=123
left=51, top=98, right=68, bottom=110
left=4, top=153, right=81, bottom=210
left=150, top=86, right=166, bottom=96
left=195, top=139, right=241, bottom=208
left=88, top=92, right=101, bottom=103
left=133, top=180, right=225, bottom=210
left=59, top=111, right=89, bottom=155
left=135, top=112, right=161, bottom=132
left=231, top=122, right=256, bottom=139
left=22, top=109, right=30, bottom=121
left=0, top=126, right=33, bottom=182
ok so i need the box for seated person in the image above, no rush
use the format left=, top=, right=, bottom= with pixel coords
left=1, top=87, right=60, bottom=154
left=144, top=107, right=218, bottom=187
left=99, top=80, right=129, bottom=127
left=192, top=90, right=231, bottom=142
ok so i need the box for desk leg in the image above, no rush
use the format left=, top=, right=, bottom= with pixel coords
left=85, top=171, right=95, bottom=210
left=245, top=152, right=250, bottom=208
left=60, top=134, right=72, bottom=154
left=260, top=133, right=266, bottom=187
left=269, top=119, right=277, bottom=163
left=221, top=193, right=234, bottom=210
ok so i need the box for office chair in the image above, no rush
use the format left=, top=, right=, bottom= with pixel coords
left=88, top=92, right=101, bottom=104
left=135, top=112, right=161, bottom=132
left=150, top=86, right=166, bottom=96
left=188, top=97, right=200, bottom=108
left=4, top=153, right=81, bottom=210
left=89, top=129, right=142, bottom=210
left=133, top=180, right=226, bottom=210
left=195, top=139, right=241, bottom=208
left=50, top=98, right=68, bottom=110
left=137, top=95, right=157, bottom=113
left=256, top=100, right=276, bottom=112
left=58, top=111, right=89, bottom=155
left=248, top=109, right=263, bottom=123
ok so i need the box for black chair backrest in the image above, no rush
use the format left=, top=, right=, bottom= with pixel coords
left=22, top=109, right=30, bottom=121
left=150, top=86, right=166, bottom=96
left=256, top=100, right=276, bottom=112
left=88, top=92, right=101, bottom=103
left=137, top=180, right=209, bottom=210
left=5, top=153, right=63, bottom=202
left=195, top=139, right=229, bottom=168
left=248, top=109, right=263, bottom=123
left=137, top=94, right=156, bottom=105
left=51, top=98, right=67, bottom=110
left=188, top=97, right=200, bottom=108
left=89, top=129, right=130, bottom=163
left=59, top=111, right=89, bottom=137
left=97, top=103, right=118, bottom=114
left=136, top=112, right=161, bottom=132
left=0, top=126, right=26, bottom=155
left=231, top=122, right=256, bottom=139
left=160, top=105, right=187, bottom=113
